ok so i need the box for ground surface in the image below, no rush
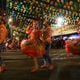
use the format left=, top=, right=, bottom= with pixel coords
left=0, top=49, right=80, bottom=80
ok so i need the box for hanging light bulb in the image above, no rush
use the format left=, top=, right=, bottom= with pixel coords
left=69, top=1, right=73, bottom=5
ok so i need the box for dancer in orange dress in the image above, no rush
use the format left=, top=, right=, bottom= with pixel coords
left=21, top=20, right=45, bottom=72
left=65, top=38, right=80, bottom=56
left=0, top=19, right=7, bottom=72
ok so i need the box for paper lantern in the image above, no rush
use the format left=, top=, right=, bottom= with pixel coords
left=55, top=2, right=58, bottom=6
left=63, top=5, right=67, bottom=9
left=71, top=6, right=74, bottom=10
left=69, top=1, right=73, bottom=5
left=57, top=0, right=60, bottom=2
left=77, top=0, right=80, bottom=2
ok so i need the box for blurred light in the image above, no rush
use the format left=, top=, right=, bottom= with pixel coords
left=64, top=22, right=68, bottom=25
left=56, top=16, right=64, bottom=27
left=63, top=36, right=68, bottom=40
left=8, top=17, right=13, bottom=23
left=15, top=37, right=19, bottom=40
left=69, top=35, right=80, bottom=39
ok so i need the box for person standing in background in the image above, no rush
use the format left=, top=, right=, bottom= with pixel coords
left=40, top=19, right=54, bottom=70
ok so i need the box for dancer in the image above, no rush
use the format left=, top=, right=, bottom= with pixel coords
left=0, top=19, right=7, bottom=72
left=21, top=20, right=45, bottom=72
left=41, top=19, right=54, bottom=70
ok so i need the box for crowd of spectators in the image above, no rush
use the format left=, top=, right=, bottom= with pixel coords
left=51, top=36, right=65, bottom=49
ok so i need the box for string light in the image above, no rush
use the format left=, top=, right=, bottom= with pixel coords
left=7, top=0, right=80, bottom=34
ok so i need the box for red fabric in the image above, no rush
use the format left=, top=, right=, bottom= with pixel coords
left=20, top=40, right=45, bottom=57
left=65, top=44, right=71, bottom=53
left=21, top=47, right=37, bottom=57
left=0, top=24, right=7, bottom=43
left=27, top=28, right=33, bottom=35
left=21, top=26, right=45, bottom=57
left=65, top=39, right=80, bottom=55
left=65, top=40, right=71, bottom=55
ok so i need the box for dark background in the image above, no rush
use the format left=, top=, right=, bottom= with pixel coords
left=0, top=0, right=6, bottom=10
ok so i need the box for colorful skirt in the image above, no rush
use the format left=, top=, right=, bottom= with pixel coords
left=20, top=39, right=45, bottom=57
left=65, top=39, right=80, bottom=55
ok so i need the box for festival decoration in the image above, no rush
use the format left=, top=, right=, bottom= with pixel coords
left=7, top=0, right=80, bottom=37
left=7, top=0, right=79, bottom=24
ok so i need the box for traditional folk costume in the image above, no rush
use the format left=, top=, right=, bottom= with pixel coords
left=20, top=20, right=45, bottom=72
left=21, top=26, right=45, bottom=57
left=65, top=39, right=80, bottom=55
left=0, top=23, right=7, bottom=72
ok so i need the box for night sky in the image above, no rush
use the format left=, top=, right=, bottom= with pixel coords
left=0, top=0, right=6, bottom=10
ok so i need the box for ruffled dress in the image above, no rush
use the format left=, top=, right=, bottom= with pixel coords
left=21, top=28, right=45, bottom=57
